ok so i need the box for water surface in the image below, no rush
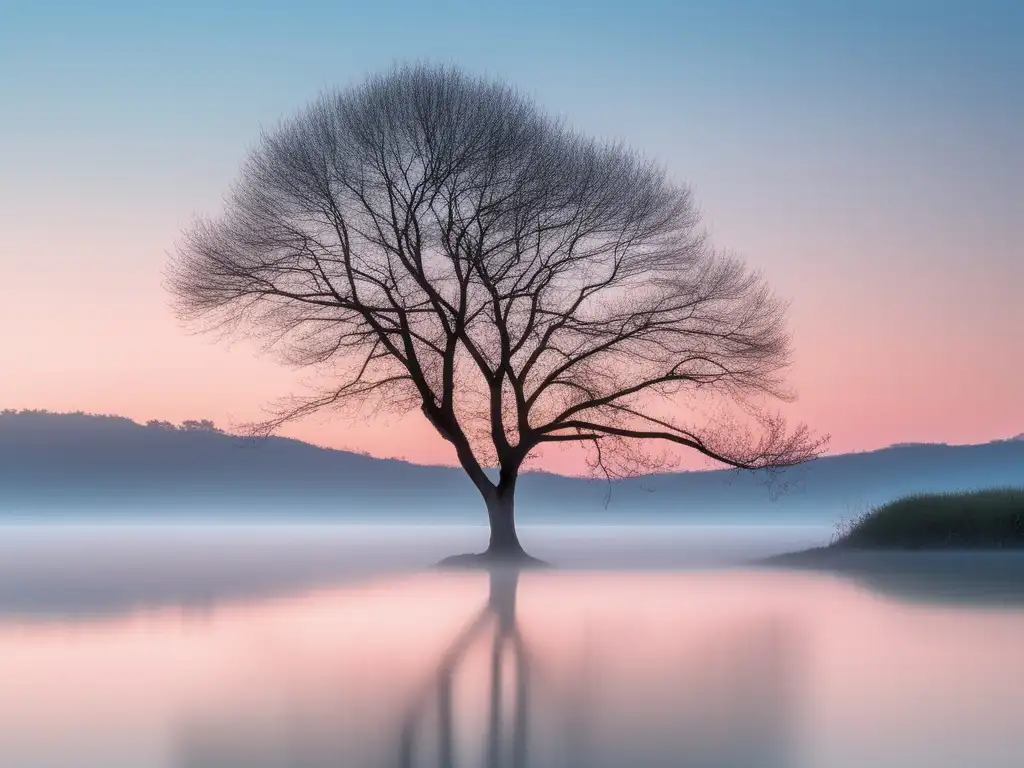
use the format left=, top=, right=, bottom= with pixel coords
left=1, top=524, right=1022, bottom=767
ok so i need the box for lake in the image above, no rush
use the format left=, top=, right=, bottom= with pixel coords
left=1, top=523, right=1022, bottom=767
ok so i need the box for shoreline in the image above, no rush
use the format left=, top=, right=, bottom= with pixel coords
left=759, top=544, right=1024, bottom=567
left=755, top=547, right=1024, bottom=606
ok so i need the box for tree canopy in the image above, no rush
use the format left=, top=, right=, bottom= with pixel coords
left=169, top=64, right=823, bottom=502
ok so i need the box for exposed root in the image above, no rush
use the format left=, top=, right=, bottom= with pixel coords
left=437, top=550, right=551, bottom=569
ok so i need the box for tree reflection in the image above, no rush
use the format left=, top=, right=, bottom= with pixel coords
left=395, top=568, right=800, bottom=768
left=175, top=569, right=802, bottom=768
left=398, top=568, right=529, bottom=767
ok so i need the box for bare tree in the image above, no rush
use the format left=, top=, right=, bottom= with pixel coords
left=168, top=64, right=825, bottom=563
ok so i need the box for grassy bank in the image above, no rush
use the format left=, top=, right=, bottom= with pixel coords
left=831, top=488, right=1024, bottom=549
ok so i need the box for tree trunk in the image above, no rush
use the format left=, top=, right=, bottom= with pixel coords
left=485, top=487, right=526, bottom=558
left=439, top=473, right=546, bottom=567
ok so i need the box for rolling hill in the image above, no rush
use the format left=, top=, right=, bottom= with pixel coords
left=1, top=411, right=1022, bottom=523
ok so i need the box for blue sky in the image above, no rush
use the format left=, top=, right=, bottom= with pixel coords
left=1, top=0, right=1021, bottom=465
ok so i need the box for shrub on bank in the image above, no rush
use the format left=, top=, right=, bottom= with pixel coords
left=834, top=489, right=1024, bottom=549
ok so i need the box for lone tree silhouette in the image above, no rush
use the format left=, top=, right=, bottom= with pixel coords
left=169, top=64, right=824, bottom=564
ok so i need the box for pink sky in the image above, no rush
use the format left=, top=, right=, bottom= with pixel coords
left=1, top=4, right=1021, bottom=475
left=1, top=208, right=1019, bottom=476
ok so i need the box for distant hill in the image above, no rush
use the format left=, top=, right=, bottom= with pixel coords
left=1, top=411, right=1022, bottom=523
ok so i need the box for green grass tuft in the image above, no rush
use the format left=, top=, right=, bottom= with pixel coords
left=832, top=488, right=1024, bottom=549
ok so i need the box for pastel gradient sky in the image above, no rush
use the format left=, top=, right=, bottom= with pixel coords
left=2, top=0, right=1021, bottom=472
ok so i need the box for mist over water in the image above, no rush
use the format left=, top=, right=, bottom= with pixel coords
left=1, top=523, right=1023, bottom=767
left=0, top=522, right=829, bottom=619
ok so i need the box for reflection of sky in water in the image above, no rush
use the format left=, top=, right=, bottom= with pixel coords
left=0, top=526, right=1022, bottom=767
left=0, top=523, right=832, bottom=619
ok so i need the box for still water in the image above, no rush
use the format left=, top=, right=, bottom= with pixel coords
left=0, top=524, right=1022, bottom=767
